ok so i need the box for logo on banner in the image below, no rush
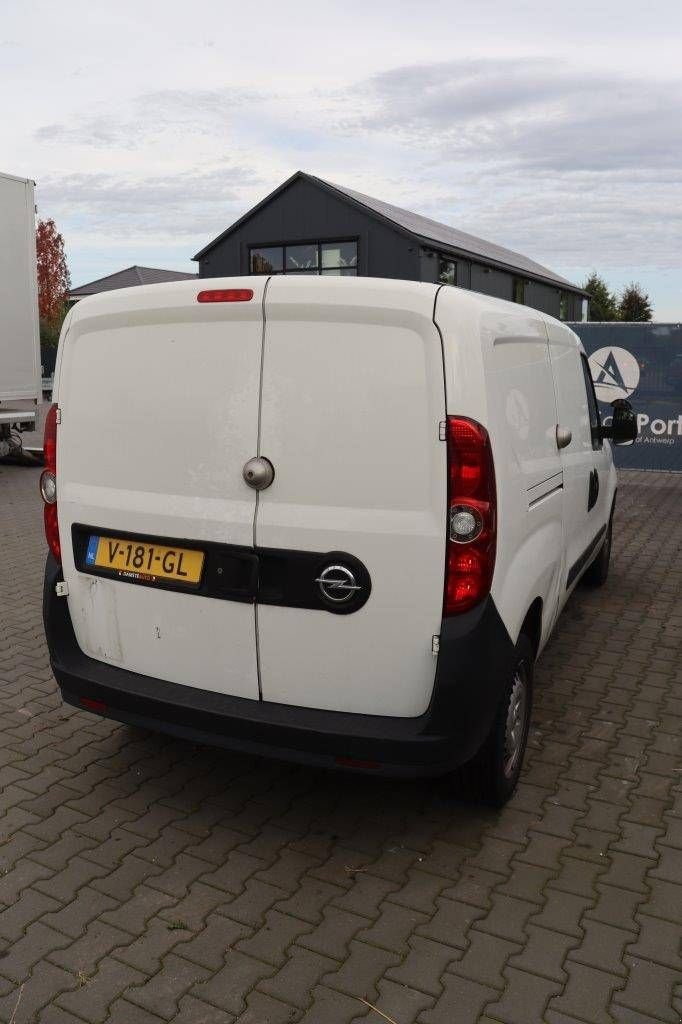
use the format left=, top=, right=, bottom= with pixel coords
left=588, top=347, right=640, bottom=402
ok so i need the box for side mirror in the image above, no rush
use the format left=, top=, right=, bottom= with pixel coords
left=601, top=399, right=638, bottom=445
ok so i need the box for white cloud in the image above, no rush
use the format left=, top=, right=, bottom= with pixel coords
left=3, top=0, right=681, bottom=315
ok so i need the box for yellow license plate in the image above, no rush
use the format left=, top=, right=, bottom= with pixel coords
left=85, top=534, right=204, bottom=585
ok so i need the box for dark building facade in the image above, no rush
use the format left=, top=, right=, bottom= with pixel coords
left=194, top=172, right=588, bottom=321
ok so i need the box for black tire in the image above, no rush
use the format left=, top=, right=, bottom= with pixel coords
left=583, top=514, right=612, bottom=587
left=457, top=634, right=534, bottom=807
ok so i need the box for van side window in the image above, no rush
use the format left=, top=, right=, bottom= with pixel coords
left=580, top=354, right=602, bottom=449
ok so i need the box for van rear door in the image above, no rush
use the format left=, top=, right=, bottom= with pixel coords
left=255, top=276, right=447, bottom=718
left=57, top=279, right=264, bottom=698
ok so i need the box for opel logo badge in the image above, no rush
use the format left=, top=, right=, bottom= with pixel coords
left=314, top=564, right=361, bottom=604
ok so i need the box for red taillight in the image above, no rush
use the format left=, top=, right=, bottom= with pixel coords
left=197, top=288, right=253, bottom=303
left=444, top=416, right=496, bottom=615
left=41, top=403, right=61, bottom=563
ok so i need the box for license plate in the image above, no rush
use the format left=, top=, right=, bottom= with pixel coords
left=85, top=535, right=204, bottom=586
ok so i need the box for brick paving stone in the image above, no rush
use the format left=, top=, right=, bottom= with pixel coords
left=191, top=951, right=276, bottom=1016
left=274, top=877, right=346, bottom=924
left=235, top=909, right=313, bottom=967
left=626, top=912, right=682, bottom=970
left=295, top=985, right=365, bottom=1024
left=449, top=931, right=522, bottom=990
left=173, top=912, right=251, bottom=971
left=99, top=884, right=177, bottom=936
left=0, top=886, right=61, bottom=942
left=529, top=889, right=594, bottom=938
left=369, top=978, right=435, bottom=1024
left=549, top=962, right=627, bottom=1024
left=157, top=881, right=231, bottom=931
left=56, top=958, right=147, bottom=1022
left=297, top=906, right=369, bottom=961
left=0, top=921, right=72, bottom=984
left=126, top=952, right=212, bottom=1019
left=321, top=939, right=400, bottom=1001
left=565, top=919, right=632, bottom=977
left=386, top=869, right=452, bottom=916
left=172, top=993, right=236, bottom=1023
left=356, top=902, right=430, bottom=955
left=495, top=861, right=555, bottom=906
left=419, top=974, right=499, bottom=1024
left=650, top=844, right=682, bottom=884
left=417, top=897, right=487, bottom=951
left=506, top=923, right=579, bottom=983
left=440, top=866, right=506, bottom=910
left=0, top=858, right=54, bottom=904
left=332, top=874, right=401, bottom=919
left=199, top=851, right=269, bottom=897
left=258, top=946, right=338, bottom=1009
left=101, top=999, right=166, bottom=1024
left=614, top=956, right=681, bottom=1023
left=220, top=879, right=290, bottom=929
left=485, top=967, right=564, bottom=1024
left=110, top=916, right=193, bottom=974
left=80, top=828, right=148, bottom=868
left=233, top=990, right=299, bottom=1024
left=473, top=893, right=537, bottom=944
left=0, top=962, right=80, bottom=1023
left=385, top=936, right=458, bottom=997
left=50, top=920, right=133, bottom=974
left=90, top=854, right=164, bottom=901
left=144, top=852, right=213, bottom=899
left=638, top=878, right=682, bottom=922
left=582, top=884, right=645, bottom=933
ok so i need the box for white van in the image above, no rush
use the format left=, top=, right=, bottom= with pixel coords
left=42, top=277, right=636, bottom=803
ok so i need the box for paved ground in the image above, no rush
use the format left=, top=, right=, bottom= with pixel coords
left=1, top=465, right=680, bottom=1024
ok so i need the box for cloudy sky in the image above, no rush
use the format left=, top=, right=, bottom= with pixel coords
left=3, top=0, right=681, bottom=318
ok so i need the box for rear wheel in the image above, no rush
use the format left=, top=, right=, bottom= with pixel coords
left=583, top=514, right=613, bottom=587
left=457, top=634, right=534, bottom=806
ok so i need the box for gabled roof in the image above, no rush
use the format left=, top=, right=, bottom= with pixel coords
left=69, top=265, right=197, bottom=298
left=193, top=171, right=586, bottom=294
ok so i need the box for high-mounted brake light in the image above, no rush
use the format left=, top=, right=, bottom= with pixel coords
left=40, top=403, right=61, bottom=564
left=197, top=289, right=253, bottom=303
left=444, top=417, right=496, bottom=615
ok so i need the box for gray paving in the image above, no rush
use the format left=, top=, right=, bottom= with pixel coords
left=0, top=464, right=680, bottom=1024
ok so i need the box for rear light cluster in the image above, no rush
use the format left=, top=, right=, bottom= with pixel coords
left=444, top=417, right=496, bottom=615
left=40, top=403, right=61, bottom=564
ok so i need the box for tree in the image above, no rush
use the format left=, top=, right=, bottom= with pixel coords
left=582, top=272, right=618, bottom=322
left=618, top=282, right=653, bottom=322
left=36, top=219, right=70, bottom=342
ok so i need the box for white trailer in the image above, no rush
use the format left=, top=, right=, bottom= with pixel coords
left=0, top=171, right=41, bottom=456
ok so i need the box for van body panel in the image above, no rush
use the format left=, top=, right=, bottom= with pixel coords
left=255, top=276, right=447, bottom=717
left=56, top=279, right=266, bottom=697
left=435, top=288, right=564, bottom=647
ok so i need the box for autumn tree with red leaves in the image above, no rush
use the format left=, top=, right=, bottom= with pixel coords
left=36, top=218, right=70, bottom=342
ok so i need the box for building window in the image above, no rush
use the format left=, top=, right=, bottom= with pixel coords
left=250, top=247, right=284, bottom=274
left=513, top=279, right=525, bottom=304
left=559, top=292, right=569, bottom=321
left=250, top=240, right=357, bottom=276
left=438, top=258, right=456, bottom=286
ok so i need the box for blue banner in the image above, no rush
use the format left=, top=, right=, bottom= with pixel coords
left=569, top=323, right=682, bottom=471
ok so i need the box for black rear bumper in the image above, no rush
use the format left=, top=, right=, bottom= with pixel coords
left=43, top=555, right=515, bottom=777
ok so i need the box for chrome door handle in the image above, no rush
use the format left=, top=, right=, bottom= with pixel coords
left=556, top=425, right=572, bottom=450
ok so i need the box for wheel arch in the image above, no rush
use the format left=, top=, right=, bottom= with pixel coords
left=519, top=597, right=543, bottom=660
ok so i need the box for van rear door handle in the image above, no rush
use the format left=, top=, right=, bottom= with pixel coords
left=556, top=425, right=572, bottom=450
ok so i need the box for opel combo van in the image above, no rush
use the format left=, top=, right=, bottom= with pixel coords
left=42, top=277, right=636, bottom=803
